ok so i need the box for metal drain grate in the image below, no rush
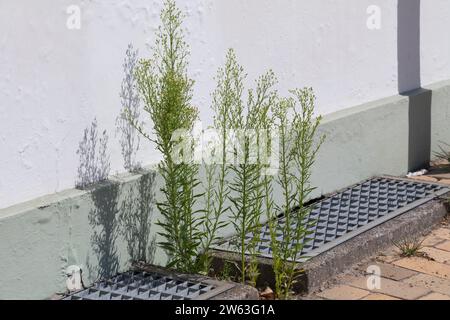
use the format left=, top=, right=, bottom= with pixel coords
left=64, top=270, right=232, bottom=300
left=217, top=177, right=449, bottom=262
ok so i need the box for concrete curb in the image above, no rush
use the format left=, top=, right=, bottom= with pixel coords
left=211, top=194, right=449, bottom=294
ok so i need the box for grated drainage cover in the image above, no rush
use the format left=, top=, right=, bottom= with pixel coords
left=216, top=177, right=449, bottom=262
left=64, top=270, right=233, bottom=300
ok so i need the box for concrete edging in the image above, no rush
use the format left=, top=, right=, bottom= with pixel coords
left=211, top=194, right=449, bottom=294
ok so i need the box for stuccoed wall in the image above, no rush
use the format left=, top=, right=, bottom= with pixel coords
left=2, top=0, right=450, bottom=209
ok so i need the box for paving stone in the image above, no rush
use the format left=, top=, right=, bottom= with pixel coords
left=422, top=235, right=446, bottom=247
left=410, top=176, right=439, bottom=183
left=394, top=257, right=450, bottom=279
left=402, top=273, right=450, bottom=296
left=358, top=262, right=417, bottom=281
left=316, top=285, right=370, bottom=300
left=431, top=228, right=450, bottom=241
left=427, top=165, right=450, bottom=179
left=429, top=160, right=450, bottom=167
left=427, top=172, right=450, bottom=180
left=436, top=241, right=450, bottom=252
left=350, top=276, right=430, bottom=300
left=420, top=247, right=450, bottom=263
left=418, top=292, right=450, bottom=300
left=376, top=247, right=402, bottom=263
left=361, top=293, right=400, bottom=300
left=376, top=254, right=400, bottom=263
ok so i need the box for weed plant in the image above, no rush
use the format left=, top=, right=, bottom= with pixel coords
left=268, top=89, right=324, bottom=299
left=129, top=0, right=201, bottom=272
left=220, top=50, right=278, bottom=285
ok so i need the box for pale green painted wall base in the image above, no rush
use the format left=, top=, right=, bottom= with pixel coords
left=1, top=79, right=450, bottom=299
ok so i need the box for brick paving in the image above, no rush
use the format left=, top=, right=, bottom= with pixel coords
left=308, top=165, right=450, bottom=300
left=310, top=222, right=450, bottom=300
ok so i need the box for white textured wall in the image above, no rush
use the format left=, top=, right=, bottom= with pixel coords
left=0, top=0, right=449, bottom=209
left=421, top=0, right=450, bottom=86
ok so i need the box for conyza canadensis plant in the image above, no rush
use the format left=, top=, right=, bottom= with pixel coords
left=268, top=88, right=325, bottom=299
left=219, top=49, right=278, bottom=286
left=129, top=0, right=202, bottom=272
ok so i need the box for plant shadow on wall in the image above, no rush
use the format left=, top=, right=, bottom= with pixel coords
left=119, top=172, right=157, bottom=265
left=76, top=120, right=120, bottom=280
left=117, top=41, right=158, bottom=264
left=88, top=182, right=121, bottom=280
left=76, top=119, right=110, bottom=189
left=117, top=43, right=142, bottom=173
left=75, top=33, right=160, bottom=281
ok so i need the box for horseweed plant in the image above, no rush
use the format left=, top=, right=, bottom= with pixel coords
left=245, top=69, right=278, bottom=287
left=129, top=0, right=202, bottom=272
left=124, top=1, right=325, bottom=291
left=223, top=49, right=278, bottom=285
left=197, top=50, right=242, bottom=273
left=268, top=89, right=325, bottom=299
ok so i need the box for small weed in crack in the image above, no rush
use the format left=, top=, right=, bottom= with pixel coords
left=394, top=237, right=433, bottom=260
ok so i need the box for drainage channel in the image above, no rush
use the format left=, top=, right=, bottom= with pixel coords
left=64, top=270, right=234, bottom=300
left=215, top=176, right=449, bottom=262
